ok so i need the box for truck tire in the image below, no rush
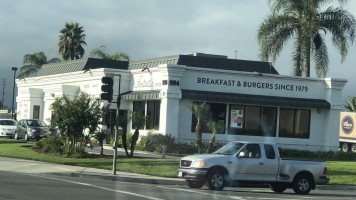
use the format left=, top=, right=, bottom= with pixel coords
left=14, top=133, right=19, bottom=140
left=205, top=169, right=226, bottom=191
left=186, top=180, right=204, bottom=189
left=351, top=144, right=356, bottom=153
left=341, top=143, right=349, bottom=152
left=292, top=174, right=312, bottom=195
left=270, top=183, right=287, bottom=193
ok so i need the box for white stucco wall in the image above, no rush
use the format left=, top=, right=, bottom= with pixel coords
left=15, top=62, right=347, bottom=152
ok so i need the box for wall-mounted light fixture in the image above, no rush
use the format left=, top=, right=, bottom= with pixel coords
left=141, top=67, right=150, bottom=72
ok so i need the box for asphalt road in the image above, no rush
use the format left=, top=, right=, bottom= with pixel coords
left=1, top=170, right=356, bottom=200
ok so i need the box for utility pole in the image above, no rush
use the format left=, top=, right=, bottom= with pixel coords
left=1, top=78, right=5, bottom=110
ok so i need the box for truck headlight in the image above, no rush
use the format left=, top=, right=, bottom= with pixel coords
left=191, top=161, right=206, bottom=168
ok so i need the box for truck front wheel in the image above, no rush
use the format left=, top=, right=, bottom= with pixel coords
left=270, top=183, right=287, bottom=193
left=186, top=180, right=204, bottom=189
left=205, top=170, right=226, bottom=191
left=292, top=174, right=312, bottom=195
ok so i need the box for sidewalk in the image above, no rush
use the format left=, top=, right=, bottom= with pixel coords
left=86, top=144, right=183, bottom=159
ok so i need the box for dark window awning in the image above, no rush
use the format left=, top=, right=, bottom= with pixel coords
left=121, top=90, right=161, bottom=100
left=182, top=90, right=330, bottom=109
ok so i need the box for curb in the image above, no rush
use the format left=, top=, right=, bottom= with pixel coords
left=47, top=171, right=356, bottom=191
left=317, top=184, right=356, bottom=191
left=47, top=171, right=186, bottom=186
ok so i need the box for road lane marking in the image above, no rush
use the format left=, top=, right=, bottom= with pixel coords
left=23, top=173, right=164, bottom=200
left=137, top=183, right=248, bottom=199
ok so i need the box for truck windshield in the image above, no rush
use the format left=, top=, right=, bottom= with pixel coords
left=213, top=142, right=244, bottom=155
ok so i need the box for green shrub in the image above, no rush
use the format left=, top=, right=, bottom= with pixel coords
left=134, top=132, right=226, bottom=155
left=136, top=132, right=175, bottom=153
left=34, top=135, right=64, bottom=156
left=171, top=141, right=225, bottom=154
left=110, top=132, right=132, bottom=148
left=279, top=148, right=356, bottom=161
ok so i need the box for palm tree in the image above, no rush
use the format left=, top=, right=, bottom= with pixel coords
left=17, top=52, right=61, bottom=78
left=206, top=121, right=225, bottom=153
left=191, top=102, right=209, bottom=154
left=257, top=0, right=356, bottom=77
left=90, top=46, right=130, bottom=61
left=345, top=97, right=356, bottom=112
left=58, top=22, right=87, bottom=60
left=129, top=111, right=147, bottom=157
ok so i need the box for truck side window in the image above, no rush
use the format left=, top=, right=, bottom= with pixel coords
left=243, top=144, right=261, bottom=158
left=264, top=144, right=275, bottom=159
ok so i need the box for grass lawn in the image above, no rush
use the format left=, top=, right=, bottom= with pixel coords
left=0, top=139, right=179, bottom=177
left=0, top=138, right=355, bottom=185
left=327, top=161, right=356, bottom=185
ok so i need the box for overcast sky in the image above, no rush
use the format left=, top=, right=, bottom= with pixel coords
left=1, top=0, right=356, bottom=108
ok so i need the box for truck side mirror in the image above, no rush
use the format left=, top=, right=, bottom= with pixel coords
left=238, top=151, right=245, bottom=158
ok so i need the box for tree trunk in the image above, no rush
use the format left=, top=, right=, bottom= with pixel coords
left=206, top=133, right=216, bottom=154
left=195, top=123, right=202, bottom=154
left=304, top=40, right=311, bottom=77
left=130, top=129, right=139, bottom=157
left=122, top=132, right=129, bottom=157
left=99, top=140, right=104, bottom=156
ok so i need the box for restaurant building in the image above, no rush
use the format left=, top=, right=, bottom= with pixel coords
left=16, top=53, right=347, bottom=151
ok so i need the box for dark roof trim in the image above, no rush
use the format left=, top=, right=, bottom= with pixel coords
left=121, top=90, right=161, bottom=100
left=37, top=58, right=128, bottom=77
left=128, top=54, right=279, bottom=74
left=181, top=90, right=330, bottom=109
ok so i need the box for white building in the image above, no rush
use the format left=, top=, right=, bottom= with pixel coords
left=16, top=53, right=347, bottom=151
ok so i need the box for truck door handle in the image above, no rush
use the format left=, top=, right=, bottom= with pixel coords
left=227, top=161, right=232, bottom=164
left=259, top=162, right=264, bottom=165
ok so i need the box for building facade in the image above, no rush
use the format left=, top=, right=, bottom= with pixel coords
left=16, top=53, right=347, bottom=151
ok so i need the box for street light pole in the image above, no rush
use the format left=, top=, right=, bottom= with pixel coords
left=11, top=67, right=17, bottom=119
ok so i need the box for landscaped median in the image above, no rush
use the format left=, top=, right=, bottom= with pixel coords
left=0, top=138, right=355, bottom=185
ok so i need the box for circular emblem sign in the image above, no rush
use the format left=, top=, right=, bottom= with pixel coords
left=342, top=116, right=354, bottom=134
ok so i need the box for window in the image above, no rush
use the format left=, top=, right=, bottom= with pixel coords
left=264, top=144, right=275, bottom=159
left=279, top=108, right=310, bottom=138
left=33, top=105, right=40, bottom=119
left=191, top=102, right=226, bottom=134
left=244, top=106, right=260, bottom=136
left=240, top=144, right=261, bottom=158
left=133, top=101, right=160, bottom=130
left=261, top=107, right=277, bottom=137
left=146, top=101, right=160, bottom=130
left=228, top=105, right=277, bottom=137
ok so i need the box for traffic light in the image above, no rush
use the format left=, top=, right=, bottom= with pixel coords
left=101, top=77, right=113, bottom=102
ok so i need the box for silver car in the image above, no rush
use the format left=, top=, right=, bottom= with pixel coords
left=15, top=119, right=50, bottom=141
left=0, top=119, right=18, bottom=138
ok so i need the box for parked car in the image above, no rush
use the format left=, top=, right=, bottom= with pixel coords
left=177, top=141, right=329, bottom=195
left=0, top=119, right=18, bottom=138
left=15, top=119, right=50, bottom=141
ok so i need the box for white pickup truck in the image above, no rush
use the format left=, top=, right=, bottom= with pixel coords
left=177, top=141, right=329, bottom=195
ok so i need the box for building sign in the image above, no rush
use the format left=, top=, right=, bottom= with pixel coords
left=342, top=115, right=354, bottom=134
left=197, top=77, right=309, bottom=92
left=230, top=109, right=243, bottom=128
left=134, top=75, right=162, bottom=89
